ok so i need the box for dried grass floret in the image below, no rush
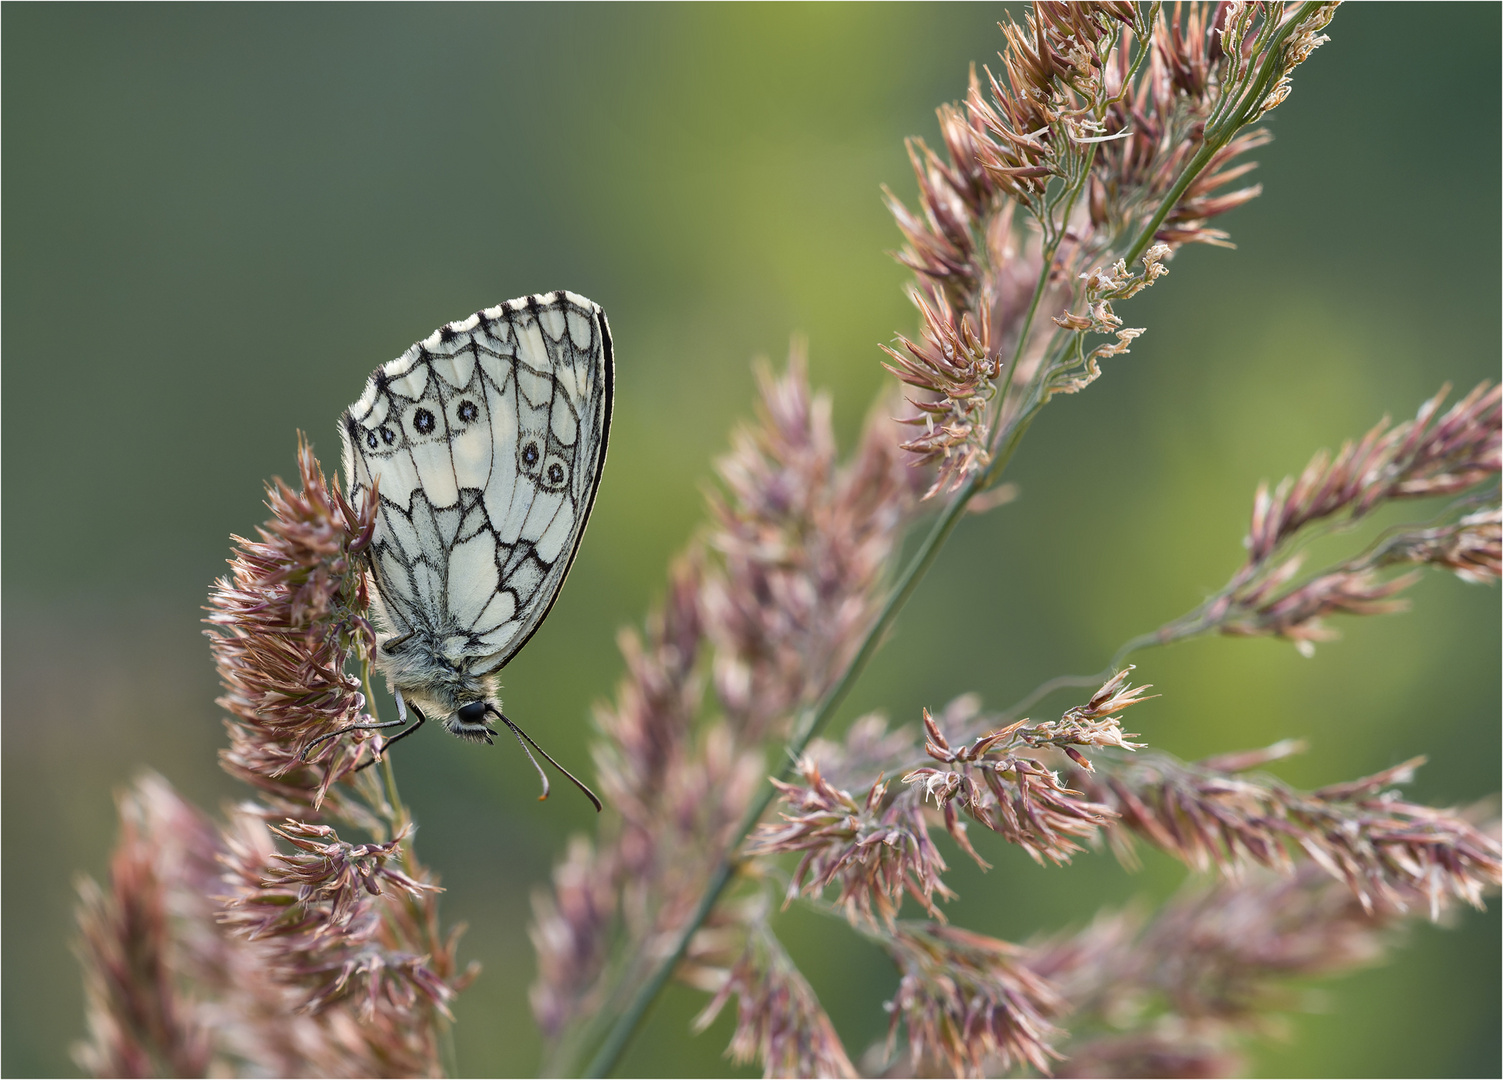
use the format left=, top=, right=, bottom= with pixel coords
left=205, top=435, right=380, bottom=816
left=901, top=684, right=1133, bottom=866
left=1036, top=858, right=1475, bottom=1078
left=218, top=809, right=463, bottom=1022
left=74, top=772, right=472, bottom=1079
left=1245, top=382, right=1500, bottom=564
left=1221, top=496, right=1502, bottom=651
left=545, top=8, right=1499, bottom=1079
left=691, top=923, right=856, bottom=1079
left=1117, top=383, right=1502, bottom=656
left=751, top=762, right=953, bottom=929
left=1082, top=750, right=1503, bottom=919
left=529, top=836, right=620, bottom=1040
left=883, top=291, right=1003, bottom=495
left=880, top=3, right=1336, bottom=500
left=756, top=673, right=1152, bottom=932
left=883, top=923, right=1064, bottom=1078
left=73, top=775, right=224, bottom=1078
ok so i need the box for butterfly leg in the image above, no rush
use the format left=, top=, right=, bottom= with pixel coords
left=351, top=705, right=428, bottom=772
left=300, top=716, right=406, bottom=759
left=381, top=631, right=415, bottom=655
left=299, top=693, right=424, bottom=764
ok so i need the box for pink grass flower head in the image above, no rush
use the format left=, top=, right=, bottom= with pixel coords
left=692, top=922, right=858, bottom=1080
left=78, top=441, right=474, bottom=1078
left=752, top=761, right=954, bottom=928
left=73, top=775, right=224, bottom=1078
left=884, top=923, right=1064, bottom=1078
left=205, top=436, right=381, bottom=818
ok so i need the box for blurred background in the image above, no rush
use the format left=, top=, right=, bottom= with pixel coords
left=3, top=5, right=1497, bottom=1077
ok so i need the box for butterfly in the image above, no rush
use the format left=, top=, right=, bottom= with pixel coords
left=319, top=291, right=611, bottom=810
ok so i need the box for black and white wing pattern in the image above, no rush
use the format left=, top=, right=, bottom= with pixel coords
left=340, top=291, right=613, bottom=679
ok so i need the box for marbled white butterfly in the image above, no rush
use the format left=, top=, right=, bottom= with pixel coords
left=326, top=291, right=611, bottom=810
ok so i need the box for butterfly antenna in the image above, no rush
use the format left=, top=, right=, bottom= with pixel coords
left=487, top=706, right=603, bottom=812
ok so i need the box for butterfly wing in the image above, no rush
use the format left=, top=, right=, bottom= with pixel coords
left=340, top=291, right=613, bottom=675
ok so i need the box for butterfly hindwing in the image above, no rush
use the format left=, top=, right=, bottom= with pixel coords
left=341, top=291, right=613, bottom=676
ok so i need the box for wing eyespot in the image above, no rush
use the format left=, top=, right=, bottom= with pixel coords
left=540, top=454, right=570, bottom=491
left=364, top=424, right=401, bottom=452
left=457, top=399, right=479, bottom=423
left=413, top=408, right=437, bottom=435
left=519, top=439, right=542, bottom=474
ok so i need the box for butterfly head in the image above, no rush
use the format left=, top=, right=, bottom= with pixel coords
left=445, top=699, right=499, bottom=744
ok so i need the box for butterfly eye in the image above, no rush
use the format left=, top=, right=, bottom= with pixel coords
left=456, top=701, right=488, bottom=724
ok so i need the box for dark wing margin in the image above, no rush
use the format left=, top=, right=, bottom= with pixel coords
left=476, top=293, right=614, bottom=674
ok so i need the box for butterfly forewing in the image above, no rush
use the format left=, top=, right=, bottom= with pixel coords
left=341, top=291, right=613, bottom=678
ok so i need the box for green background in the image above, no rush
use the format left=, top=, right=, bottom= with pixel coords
left=4, top=5, right=1497, bottom=1076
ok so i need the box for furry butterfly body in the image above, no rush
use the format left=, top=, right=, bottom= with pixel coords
left=336, top=290, right=611, bottom=807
